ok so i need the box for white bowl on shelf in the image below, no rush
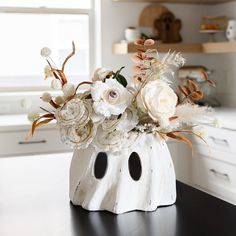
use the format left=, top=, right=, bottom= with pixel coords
left=125, top=28, right=141, bottom=42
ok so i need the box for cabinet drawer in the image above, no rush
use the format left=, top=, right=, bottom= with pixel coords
left=193, top=143, right=236, bottom=165
left=193, top=125, right=236, bottom=154
left=193, top=154, right=236, bottom=204
left=0, top=128, right=70, bottom=157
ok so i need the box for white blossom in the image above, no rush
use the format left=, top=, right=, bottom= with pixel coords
left=55, top=98, right=91, bottom=128
left=92, top=67, right=112, bottom=82
left=116, top=106, right=139, bottom=132
left=137, top=80, right=177, bottom=128
left=51, top=79, right=62, bottom=90
left=93, top=127, right=139, bottom=152
left=62, top=83, right=75, bottom=97
left=44, top=65, right=53, bottom=78
left=91, top=79, right=132, bottom=117
left=60, top=120, right=96, bottom=149
left=27, top=112, right=40, bottom=122
left=40, top=47, right=51, bottom=58
left=55, top=96, right=65, bottom=105
left=41, top=92, right=52, bottom=102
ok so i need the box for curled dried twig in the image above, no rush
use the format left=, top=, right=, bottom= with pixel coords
left=62, top=41, right=75, bottom=72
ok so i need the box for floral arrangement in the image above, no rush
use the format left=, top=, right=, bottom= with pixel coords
left=27, top=39, right=214, bottom=152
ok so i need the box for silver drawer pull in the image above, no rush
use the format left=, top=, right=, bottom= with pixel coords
left=18, top=140, right=47, bottom=145
left=209, top=169, right=230, bottom=181
left=209, top=136, right=229, bottom=146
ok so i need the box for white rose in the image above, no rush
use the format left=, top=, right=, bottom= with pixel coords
left=137, top=80, right=177, bottom=127
left=55, top=98, right=91, bottom=128
left=92, top=67, right=112, bottom=82
left=116, top=106, right=139, bottom=132
left=102, top=106, right=138, bottom=132
left=40, top=47, right=51, bottom=58
left=91, top=79, right=132, bottom=117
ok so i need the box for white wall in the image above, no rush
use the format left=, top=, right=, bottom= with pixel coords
left=99, top=0, right=236, bottom=107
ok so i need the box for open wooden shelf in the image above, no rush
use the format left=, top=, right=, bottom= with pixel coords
left=113, top=0, right=235, bottom=5
left=112, top=42, right=236, bottom=54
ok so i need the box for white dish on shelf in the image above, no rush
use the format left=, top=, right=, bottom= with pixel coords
left=200, top=29, right=224, bottom=34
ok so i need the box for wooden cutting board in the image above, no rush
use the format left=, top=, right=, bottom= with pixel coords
left=139, top=4, right=169, bottom=28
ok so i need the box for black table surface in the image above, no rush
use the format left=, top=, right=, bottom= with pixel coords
left=0, top=153, right=236, bottom=236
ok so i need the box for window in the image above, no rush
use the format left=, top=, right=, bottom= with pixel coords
left=0, top=0, right=93, bottom=91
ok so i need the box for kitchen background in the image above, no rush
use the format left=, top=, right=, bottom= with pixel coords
left=1, top=0, right=236, bottom=205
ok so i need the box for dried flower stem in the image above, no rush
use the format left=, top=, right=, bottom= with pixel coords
left=62, top=41, right=75, bottom=72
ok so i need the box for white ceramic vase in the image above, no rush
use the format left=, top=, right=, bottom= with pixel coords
left=69, top=133, right=176, bottom=214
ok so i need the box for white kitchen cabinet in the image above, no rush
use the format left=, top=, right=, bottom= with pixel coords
left=0, top=128, right=70, bottom=157
left=192, top=125, right=236, bottom=205
left=168, top=140, right=192, bottom=185
left=168, top=123, right=236, bottom=205
left=0, top=114, right=70, bottom=157
left=192, top=153, right=236, bottom=204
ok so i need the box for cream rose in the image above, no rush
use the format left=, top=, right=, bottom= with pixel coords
left=91, top=79, right=132, bottom=117
left=137, top=80, right=177, bottom=127
left=60, top=120, right=96, bottom=149
left=55, top=98, right=91, bottom=128
left=102, top=106, right=138, bottom=132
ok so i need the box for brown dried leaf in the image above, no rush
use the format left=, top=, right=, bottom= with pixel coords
left=201, top=70, right=209, bottom=81
left=178, top=85, right=188, bottom=97
left=187, top=79, right=198, bottom=91
left=26, top=114, right=55, bottom=140
left=166, top=132, right=192, bottom=149
left=184, top=85, right=191, bottom=94
left=189, top=91, right=203, bottom=101
left=169, top=116, right=178, bottom=121
left=207, top=79, right=216, bottom=87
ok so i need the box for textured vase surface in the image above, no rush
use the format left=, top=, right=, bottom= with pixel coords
left=69, top=133, right=176, bottom=214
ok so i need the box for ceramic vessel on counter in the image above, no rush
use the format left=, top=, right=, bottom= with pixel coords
left=69, top=133, right=176, bottom=214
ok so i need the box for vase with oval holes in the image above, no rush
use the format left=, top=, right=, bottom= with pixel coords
left=69, top=133, right=176, bottom=214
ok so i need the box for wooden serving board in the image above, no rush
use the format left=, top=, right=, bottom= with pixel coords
left=139, top=4, right=169, bottom=28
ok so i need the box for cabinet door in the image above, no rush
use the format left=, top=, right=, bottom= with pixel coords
left=192, top=154, right=236, bottom=205
left=167, top=141, right=192, bottom=185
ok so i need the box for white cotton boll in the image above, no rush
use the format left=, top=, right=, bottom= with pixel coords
left=20, top=98, right=32, bottom=109
left=62, top=83, right=75, bottom=97
left=51, top=79, right=62, bottom=90
left=27, top=112, right=40, bottom=122
left=41, top=92, right=52, bottom=102
left=40, top=47, right=51, bottom=58
left=55, top=96, right=65, bottom=105
left=44, top=65, right=53, bottom=78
